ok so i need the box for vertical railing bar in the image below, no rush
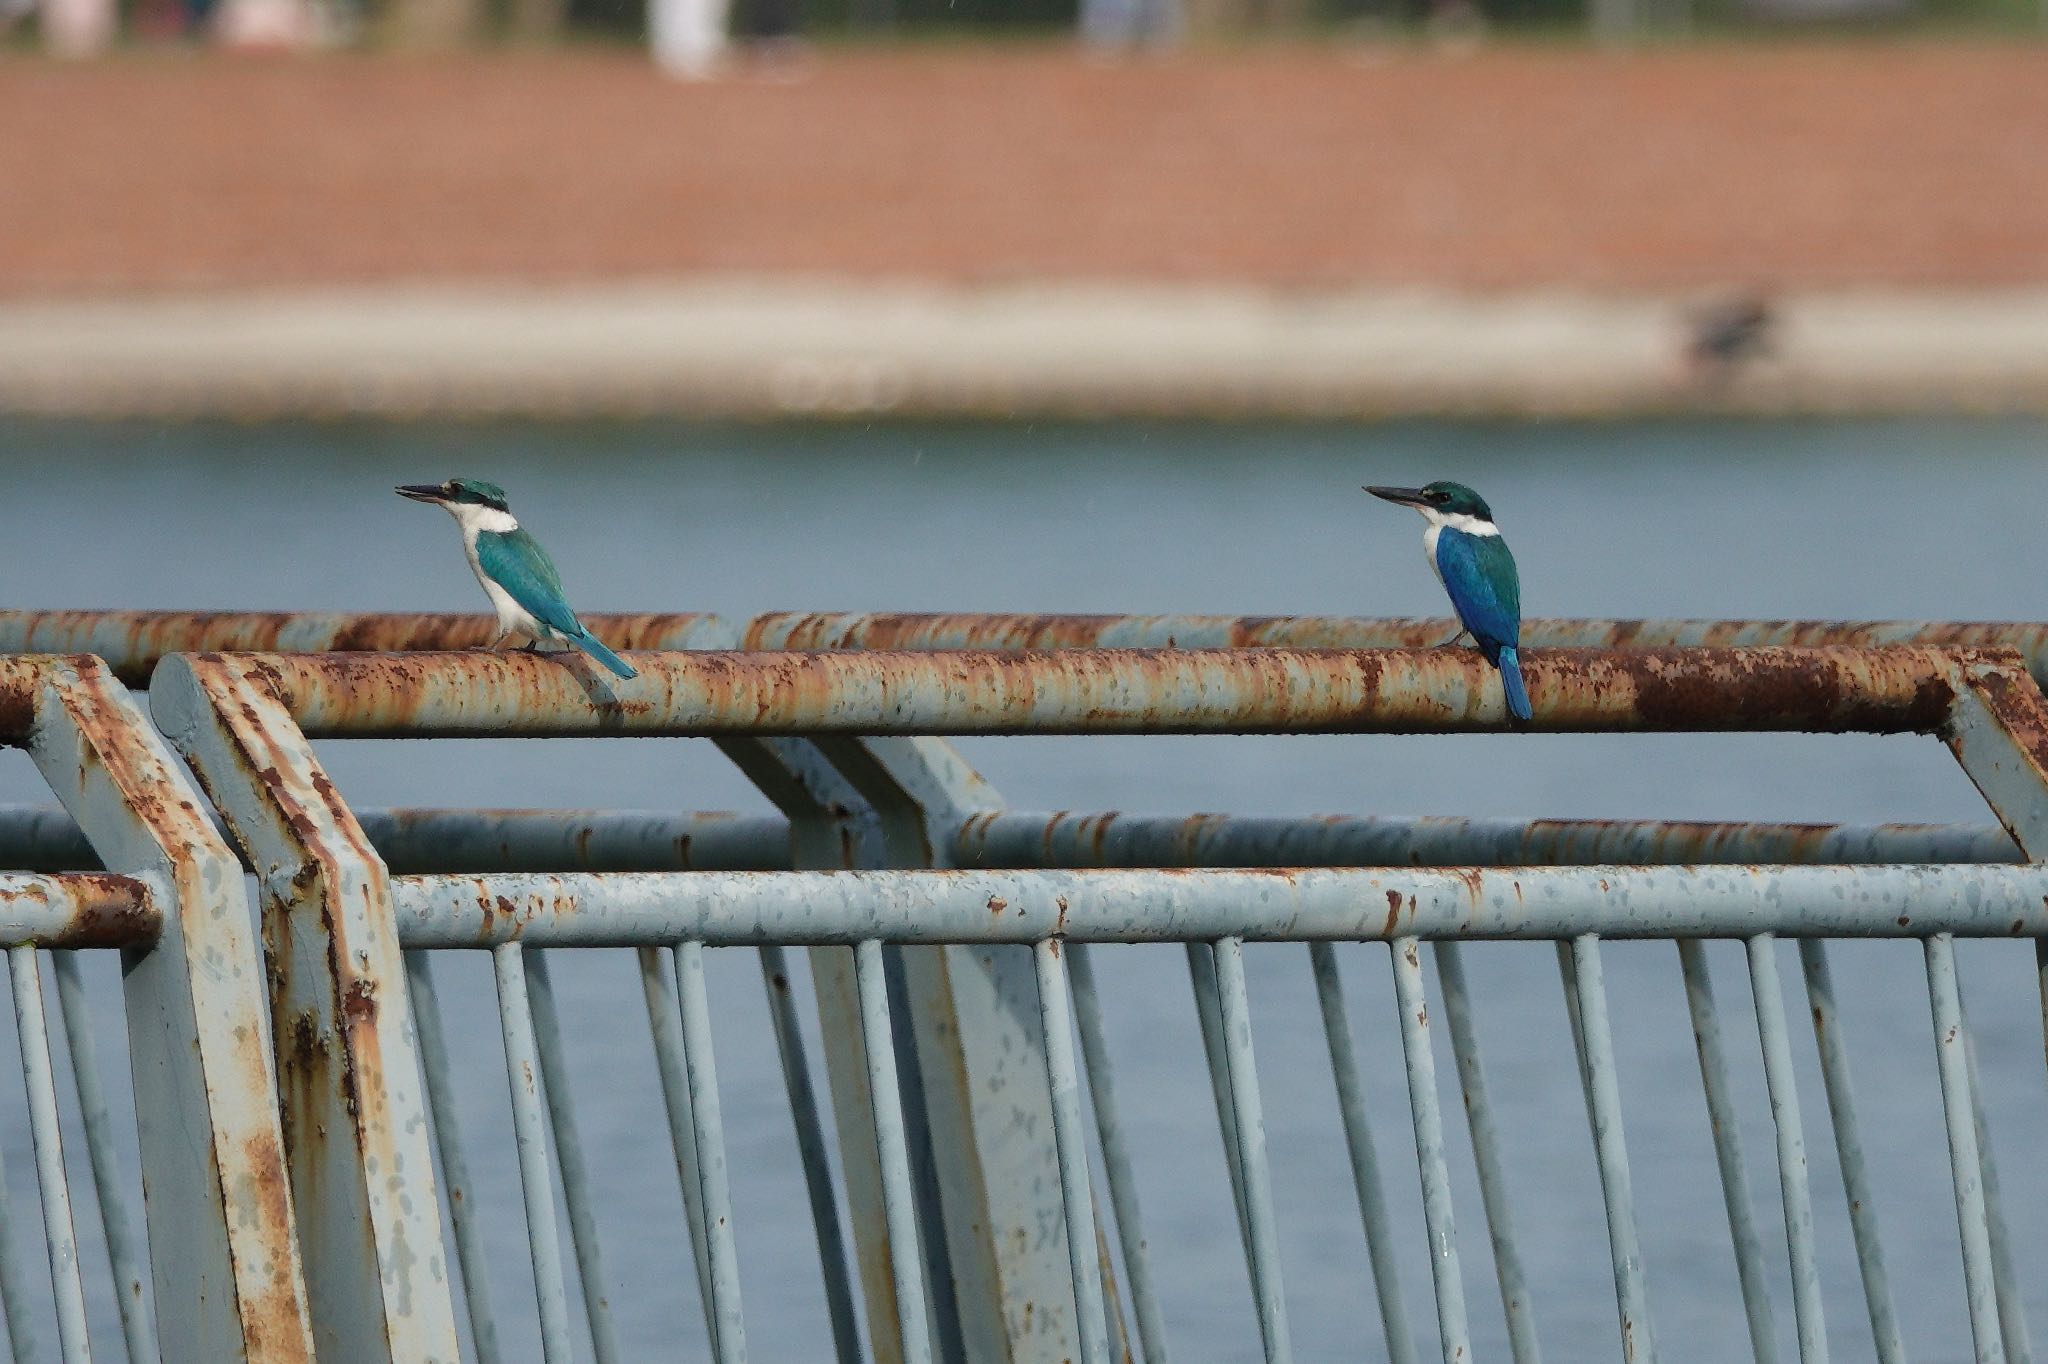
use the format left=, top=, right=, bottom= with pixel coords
left=1796, top=941, right=1907, bottom=1364
left=852, top=936, right=935, bottom=1364
left=636, top=946, right=718, bottom=1338
left=1068, top=941, right=1170, bottom=1364
left=672, top=940, right=750, bottom=1364
left=406, top=952, right=506, bottom=1364
left=492, top=941, right=578, bottom=1364
left=755, top=944, right=864, bottom=1364
left=1390, top=936, right=1472, bottom=1364
left=1307, top=941, right=1418, bottom=1364
left=1094, top=1219, right=1133, bottom=1363
left=1187, top=942, right=1257, bottom=1281
left=1558, top=934, right=1658, bottom=1364
left=51, top=953, right=154, bottom=1364
left=1675, top=940, right=1782, bottom=1364
left=10, top=946, right=90, bottom=1364
left=1211, top=937, right=1292, bottom=1364
left=1034, top=940, right=1114, bottom=1364
left=1924, top=933, right=2004, bottom=1364
left=525, top=950, right=624, bottom=1364
left=1962, top=1004, right=2031, bottom=1364
left=1746, top=935, right=1829, bottom=1364
left=1433, top=941, right=1544, bottom=1364
left=0, top=1120, right=30, bottom=1364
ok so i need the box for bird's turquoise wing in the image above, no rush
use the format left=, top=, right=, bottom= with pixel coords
left=476, top=528, right=584, bottom=638
left=1435, top=530, right=1522, bottom=652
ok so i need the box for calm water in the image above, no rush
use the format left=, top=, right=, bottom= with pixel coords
left=1, top=416, right=2046, bottom=1363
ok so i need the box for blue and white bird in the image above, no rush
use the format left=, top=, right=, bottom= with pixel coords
left=398, top=478, right=637, bottom=681
left=1367, top=480, right=1529, bottom=724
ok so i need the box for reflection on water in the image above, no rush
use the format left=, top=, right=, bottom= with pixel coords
left=0, top=416, right=2044, bottom=1361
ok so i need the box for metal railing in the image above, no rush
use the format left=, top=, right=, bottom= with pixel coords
left=0, top=611, right=2044, bottom=1364
left=0, top=654, right=311, bottom=1364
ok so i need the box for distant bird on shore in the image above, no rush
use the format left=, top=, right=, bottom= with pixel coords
left=1367, top=481, right=1529, bottom=725
left=397, top=479, right=637, bottom=680
left=1685, top=293, right=1775, bottom=374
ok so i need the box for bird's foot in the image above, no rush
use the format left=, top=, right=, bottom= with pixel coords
left=1434, top=630, right=1473, bottom=649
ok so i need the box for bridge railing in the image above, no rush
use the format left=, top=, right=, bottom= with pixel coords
left=1, top=612, right=2045, bottom=1364
left=0, top=655, right=309, bottom=1364
left=124, top=638, right=2048, bottom=1364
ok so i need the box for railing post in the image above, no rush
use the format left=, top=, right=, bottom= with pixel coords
left=24, top=656, right=314, bottom=1363
left=151, top=653, right=459, bottom=1364
left=814, top=734, right=1091, bottom=1364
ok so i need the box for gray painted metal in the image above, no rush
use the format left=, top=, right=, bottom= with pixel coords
left=388, top=863, right=2048, bottom=946
left=1746, top=935, right=1827, bottom=1364
left=1308, top=942, right=1416, bottom=1364
left=1066, top=942, right=1170, bottom=1364
left=1390, top=937, right=1471, bottom=1364
left=1033, top=940, right=1113, bottom=1364
left=1431, top=941, right=1540, bottom=1364
left=1677, top=941, right=1782, bottom=1364
left=51, top=952, right=155, bottom=1364
left=854, top=938, right=935, bottom=1364
left=525, top=951, right=625, bottom=1364
left=0, top=802, right=2026, bottom=877
left=1557, top=936, right=1656, bottom=1363
left=30, top=657, right=311, bottom=1364
left=1187, top=943, right=1255, bottom=1282
left=1925, top=934, right=2005, bottom=1364
left=150, top=653, right=457, bottom=1364
left=1213, top=937, right=1293, bottom=1364
left=10, top=946, right=90, bottom=1364
left=673, top=941, right=749, bottom=1364
left=405, top=953, right=504, bottom=1364
left=1796, top=942, right=1906, bottom=1364
left=635, top=946, right=719, bottom=1341
left=1963, top=1021, right=2034, bottom=1364
left=492, top=943, right=578, bottom=1364
left=0, top=1124, right=34, bottom=1361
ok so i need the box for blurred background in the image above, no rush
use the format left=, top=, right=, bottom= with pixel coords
left=4, top=5, right=2048, bottom=1364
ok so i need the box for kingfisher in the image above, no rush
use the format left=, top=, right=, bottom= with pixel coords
left=397, top=479, right=637, bottom=681
left=1366, top=481, right=1529, bottom=724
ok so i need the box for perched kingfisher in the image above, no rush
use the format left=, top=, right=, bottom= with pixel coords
left=397, top=479, right=637, bottom=681
left=1366, top=481, right=1529, bottom=724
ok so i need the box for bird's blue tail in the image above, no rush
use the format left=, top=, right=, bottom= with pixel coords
left=1497, top=645, right=1531, bottom=725
left=573, top=629, right=638, bottom=681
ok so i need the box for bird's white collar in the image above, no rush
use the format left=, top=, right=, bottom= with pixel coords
left=445, top=502, right=520, bottom=535
left=1419, top=507, right=1500, bottom=537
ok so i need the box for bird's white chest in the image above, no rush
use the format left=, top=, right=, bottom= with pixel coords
left=1422, top=522, right=1447, bottom=585
left=458, top=518, right=548, bottom=640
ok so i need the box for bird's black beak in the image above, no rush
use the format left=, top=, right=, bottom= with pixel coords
left=1366, top=485, right=1429, bottom=508
left=396, top=484, right=445, bottom=504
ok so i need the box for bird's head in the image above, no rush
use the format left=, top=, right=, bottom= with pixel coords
left=1366, top=480, right=1493, bottom=522
left=397, top=479, right=513, bottom=514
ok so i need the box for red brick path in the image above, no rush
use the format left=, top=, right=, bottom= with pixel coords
left=4, top=43, right=2047, bottom=296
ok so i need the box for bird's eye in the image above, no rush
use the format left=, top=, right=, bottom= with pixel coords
left=1429, top=490, right=1448, bottom=503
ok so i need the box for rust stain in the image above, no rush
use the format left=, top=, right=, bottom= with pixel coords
left=1384, top=889, right=1403, bottom=936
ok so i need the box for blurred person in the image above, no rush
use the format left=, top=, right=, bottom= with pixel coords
left=1081, top=0, right=1180, bottom=49
left=38, top=0, right=116, bottom=53
left=651, top=0, right=728, bottom=79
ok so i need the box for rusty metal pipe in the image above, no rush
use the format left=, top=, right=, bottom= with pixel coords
left=390, top=864, right=2048, bottom=949
left=0, top=874, right=159, bottom=948
left=743, top=613, right=2048, bottom=686
left=0, top=611, right=732, bottom=686
left=167, top=647, right=1984, bottom=739
left=0, top=804, right=2018, bottom=876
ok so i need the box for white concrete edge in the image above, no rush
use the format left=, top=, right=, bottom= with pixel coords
left=3, top=279, right=2047, bottom=418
